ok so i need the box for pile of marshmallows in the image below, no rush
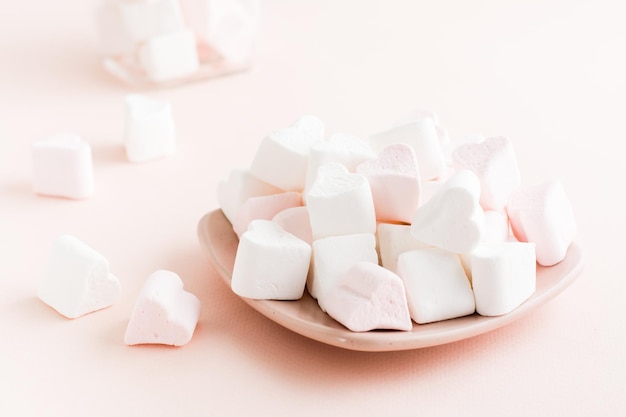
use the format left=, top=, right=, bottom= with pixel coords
left=95, top=0, right=259, bottom=83
left=33, top=95, right=201, bottom=346
left=218, top=112, right=577, bottom=332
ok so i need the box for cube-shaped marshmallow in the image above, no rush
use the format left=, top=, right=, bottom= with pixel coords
left=138, top=29, right=200, bottom=82
left=124, top=94, right=176, bottom=162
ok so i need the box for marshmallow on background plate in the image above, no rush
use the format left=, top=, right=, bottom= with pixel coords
left=272, top=206, right=313, bottom=245
left=309, top=233, right=378, bottom=310
left=118, top=0, right=186, bottom=43
left=249, top=115, right=325, bottom=191
left=411, top=169, right=484, bottom=254
left=356, top=143, right=421, bottom=224
left=452, top=136, right=521, bottom=211
left=138, top=29, right=200, bottom=82
left=397, top=247, right=475, bottom=324
left=124, top=270, right=201, bottom=346
left=94, top=1, right=134, bottom=56
left=369, top=116, right=447, bottom=181
left=124, top=94, right=176, bottom=162
left=471, top=242, right=536, bottom=316
left=324, top=262, right=412, bottom=332
left=232, top=220, right=311, bottom=300
left=507, top=179, right=577, bottom=266
left=38, top=235, right=121, bottom=319
left=306, top=164, right=377, bottom=240
left=32, top=133, right=94, bottom=200
left=232, top=191, right=302, bottom=237
left=377, top=222, right=431, bottom=273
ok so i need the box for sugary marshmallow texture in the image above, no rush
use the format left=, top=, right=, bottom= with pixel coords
left=507, top=180, right=577, bottom=266
left=471, top=242, right=536, bottom=316
left=232, top=220, right=311, bottom=300
left=125, top=270, right=201, bottom=346
left=32, top=133, right=94, bottom=200
left=38, top=235, right=121, bottom=319
left=397, top=248, right=475, bottom=324
left=324, top=262, right=412, bottom=332
left=124, top=94, right=176, bottom=163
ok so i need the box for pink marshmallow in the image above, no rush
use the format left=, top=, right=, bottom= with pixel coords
left=324, top=262, right=412, bottom=332
left=272, top=206, right=312, bottom=245
left=506, top=180, right=577, bottom=266
left=356, top=143, right=421, bottom=223
left=232, top=191, right=302, bottom=237
left=452, top=136, right=521, bottom=211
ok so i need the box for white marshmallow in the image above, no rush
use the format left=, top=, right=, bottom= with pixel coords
left=249, top=115, right=325, bottom=191
left=124, top=94, right=176, bottom=162
left=356, top=143, right=421, bottom=223
left=272, top=206, right=312, bottom=245
left=377, top=222, right=431, bottom=274
left=138, top=29, right=200, bottom=82
left=411, top=169, right=484, bottom=254
left=507, top=180, right=577, bottom=266
left=306, top=164, right=377, bottom=240
left=94, top=1, right=134, bottom=56
left=124, top=270, right=201, bottom=346
left=397, top=248, right=475, bottom=324
left=32, top=133, right=94, bottom=199
left=232, top=220, right=311, bottom=300
left=217, top=169, right=282, bottom=224
left=392, top=108, right=449, bottom=144
left=119, top=0, right=186, bottom=43
left=452, top=136, right=521, bottom=211
left=471, top=242, right=536, bottom=316
left=38, top=235, right=121, bottom=319
left=232, top=191, right=302, bottom=237
left=309, top=233, right=378, bottom=310
left=324, top=262, right=412, bottom=332
left=369, top=117, right=447, bottom=180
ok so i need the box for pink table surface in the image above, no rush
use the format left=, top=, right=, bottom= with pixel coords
left=1, top=1, right=624, bottom=416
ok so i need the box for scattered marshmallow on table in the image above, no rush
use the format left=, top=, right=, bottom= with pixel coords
left=249, top=115, right=324, bottom=191
left=124, top=94, right=176, bottom=163
left=507, top=179, right=577, bottom=266
left=324, top=262, right=412, bottom=332
left=232, top=220, right=311, bottom=300
left=138, top=29, right=200, bottom=82
left=32, top=133, right=94, bottom=200
left=471, top=242, right=536, bottom=316
left=38, top=235, right=121, bottom=319
left=397, top=247, right=475, bottom=324
left=356, top=143, right=421, bottom=223
left=232, top=191, right=302, bottom=237
left=125, top=270, right=201, bottom=346
left=309, top=233, right=378, bottom=311
left=411, top=169, right=485, bottom=254
left=452, top=136, right=521, bottom=211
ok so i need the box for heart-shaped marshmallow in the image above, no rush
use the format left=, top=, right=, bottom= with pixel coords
left=411, top=169, right=484, bottom=254
left=232, top=191, right=302, bottom=237
left=124, top=94, right=176, bottom=162
left=124, top=270, right=201, bottom=346
left=324, top=262, right=412, bottom=332
left=452, top=136, right=521, bottom=211
left=356, top=143, right=421, bottom=223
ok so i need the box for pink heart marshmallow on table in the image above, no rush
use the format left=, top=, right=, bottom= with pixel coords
left=125, top=270, right=201, bottom=346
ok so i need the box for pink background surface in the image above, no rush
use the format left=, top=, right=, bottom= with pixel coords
left=1, top=0, right=624, bottom=415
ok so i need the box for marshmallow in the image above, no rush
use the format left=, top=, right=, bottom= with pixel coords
left=324, top=262, right=412, bottom=332
left=442, top=133, right=485, bottom=166
left=217, top=169, right=283, bottom=224
left=452, top=136, right=521, bottom=211
left=507, top=180, right=577, bottom=266
left=119, top=0, right=186, bottom=43
left=369, top=116, right=447, bottom=180
left=397, top=248, right=475, bottom=324
left=355, top=143, right=421, bottom=223
left=138, top=29, right=200, bottom=82
left=94, top=1, right=134, bottom=56
left=249, top=115, right=325, bottom=191
left=306, top=164, right=377, bottom=240
left=471, top=242, right=536, bottom=316
left=411, top=169, right=484, bottom=254
left=272, top=206, right=312, bottom=245
left=124, top=94, right=176, bottom=162
left=309, top=233, right=378, bottom=310
left=232, top=220, right=311, bottom=299
left=232, top=191, right=302, bottom=237
left=377, top=222, right=431, bottom=273
left=392, top=108, right=449, bottom=144
left=32, top=133, right=94, bottom=199
left=124, top=270, right=201, bottom=346
left=38, top=235, right=121, bottom=319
